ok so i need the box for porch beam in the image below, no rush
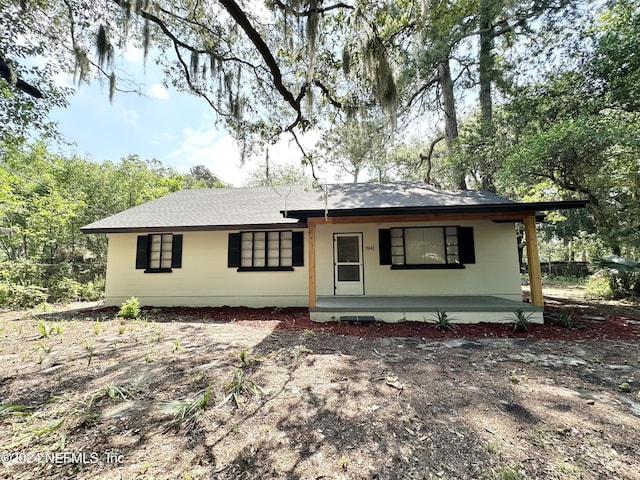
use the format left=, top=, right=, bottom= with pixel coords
left=307, top=211, right=537, bottom=225
left=308, top=221, right=316, bottom=308
left=524, top=214, right=544, bottom=307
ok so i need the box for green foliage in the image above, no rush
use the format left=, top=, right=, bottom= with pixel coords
left=0, top=142, right=215, bottom=310
left=512, top=308, right=534, bottom=333
left=161, top=386, right=213, bottom=424
left=243, top=162, right=311, bottom=187
left=118, top=297, right=141, bottom=319
left=0, top=284, right=48, bottom=309
left=431, top=308, right=455, bottom=330
left=584, top=271, right=614, bottom=300
left=555, top=308, right=582, bottom=329
left=593, top=256, right=640, bottom=299
left=222, top=368, right=264, bottom=408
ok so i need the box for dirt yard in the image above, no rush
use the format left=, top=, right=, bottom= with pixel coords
left=0, top=290, right=639, bottom=480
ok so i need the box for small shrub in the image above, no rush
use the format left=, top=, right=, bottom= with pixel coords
left=47, top=277, right=82, bottom=303
left=556, top=308, right=583, bottom=329
left=432, top=308, right=455, bottom=330
left=512, top=308, right=535, bottom=333
left=118, top=297, right=141, bottom=319
left=9, top=285, right=48, bottom=309
left=584, top=271, right=614, bottom=299
left=80, top=280, right=104, bottom=301
left=0, top=282, right=12, bottom=308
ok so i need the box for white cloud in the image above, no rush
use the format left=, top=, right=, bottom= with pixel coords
left=122, top=109, right=139, bottom=126
left=148, top=83, right=169, bottom=100
left=122, top=45, right=144, bottom=65
left=166, top=124, right=338, bottom=186
left=167, top=128, right=245, bottom=185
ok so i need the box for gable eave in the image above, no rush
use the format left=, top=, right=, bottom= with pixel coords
left=281, top=200, right=587, bottom=220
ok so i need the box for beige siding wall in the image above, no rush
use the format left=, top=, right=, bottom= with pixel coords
left=314, top=220, right=522, bottom=301
left=104, top=220, right=522, bottom=307
left=104, top=230, right=308, bottom=307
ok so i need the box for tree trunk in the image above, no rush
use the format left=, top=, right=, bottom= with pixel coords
left=478, top=0, right=496, bottom=192
left=437, top=57, right=466, bottom=190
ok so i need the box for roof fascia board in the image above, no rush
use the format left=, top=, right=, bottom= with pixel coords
left=281, top=200, right=587, bottom=220
left=81, top=221, right=308, bottom=234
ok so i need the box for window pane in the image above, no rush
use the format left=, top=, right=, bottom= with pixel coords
left=337, top=236, right=359, bottom=262
left=280, top=256, right=292, bottom=267
left=445, top=227, right=457, bottom=236
left=338, top=265, right=360, bottom=281
left=405, top=228, right=446, bottom=264
left=391, top=255, right=404, bottom=265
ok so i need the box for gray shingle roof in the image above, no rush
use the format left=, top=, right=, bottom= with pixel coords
left=81, top=181, right=583, bottom=233
left=285, top=181, right=514, bottom=211
left=81, top=186, right=308, bottom=233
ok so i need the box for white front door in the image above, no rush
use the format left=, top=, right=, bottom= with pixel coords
left=334, top=233, right=364, bottom=295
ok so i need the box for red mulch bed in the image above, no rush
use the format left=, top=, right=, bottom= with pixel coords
left=94, top=304, right=640, bottom=341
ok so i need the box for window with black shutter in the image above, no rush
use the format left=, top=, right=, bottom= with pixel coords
left=228, top=230, right=303, bottom=271
left=378, top=226, right=475, bottom=269
left=135, top=233, right=183, bottom=272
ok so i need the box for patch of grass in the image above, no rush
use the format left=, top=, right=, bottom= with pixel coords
left=485, top=441, right=497, bottom=453
left=618, top=382, right=632, bottom=393
left=173, top=339, right=181, bottom=353
left=117, top=325, right=126, bottom=335
left=432, top=308, right=455, bottom=330
left=222, top=368, right=264, bottom=408
left=557, top=459, right=584, bottom=475
left=9, top=418, right=65, bottom=449
left=499, top=467, right=530, bottom=480
left=161, top=385, right=213, bottom=424
left=84, top=340, right=94, bottom=365
left=556, top=308, right=583, bottom=329
left=39, top=341, right=52, bottom=354
left=0, top=403, right=33, bottom=418
left=86, top=383, right=132, bottom=408
left=37, top=321, right=53, bottom=338
left=93, top=319, right=100, bottom=335
left=512, top=308, right=535, bottom=333
left=509, top=370, right=526, bottom=384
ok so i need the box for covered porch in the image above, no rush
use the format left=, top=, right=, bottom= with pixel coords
left=310, top=295, right=543, bottom=323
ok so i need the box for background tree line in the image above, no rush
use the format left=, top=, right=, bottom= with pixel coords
left=1, top=0, right=639, bottom=304
left=0, top=141, right=226, bottom=307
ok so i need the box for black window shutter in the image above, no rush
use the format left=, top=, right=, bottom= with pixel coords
left=228, top=233, right=241, bottom=268
left=292, top=231, right=304, bottom=266
left=458, top=227, right=476, bottom=264
left=135, top=236, right=149, bottom=269
left=171, top=234, right=183, bottom=268
left=378, top=229, right=392, bottom=265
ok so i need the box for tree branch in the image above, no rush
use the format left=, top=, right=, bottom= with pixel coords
left=417, top=134, right=445, bottom=184
left=271, top=0, right=354, bottom=17
left=217, top=0, right=302, bottom=128
left=0, top=56, right=43, bottom=98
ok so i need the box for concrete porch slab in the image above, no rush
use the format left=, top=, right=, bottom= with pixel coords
left=310, top=295, right=543, bottom=324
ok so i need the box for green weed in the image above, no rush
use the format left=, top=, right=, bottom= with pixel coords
left=432, top=308, right=455, bottom=330
left=160, top=386, right=213, bottom=424
left=221, top=368, right=264, bottom=408
left=512, top=308, right=535, bottom=332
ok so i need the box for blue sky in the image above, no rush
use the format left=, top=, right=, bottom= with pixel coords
left=48, top=47, right=318, bottom=186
